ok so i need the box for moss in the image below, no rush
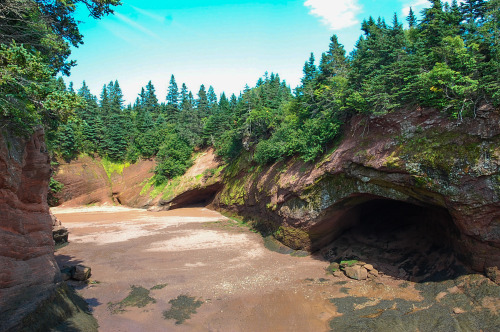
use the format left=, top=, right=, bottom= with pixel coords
left=340, top=260, right=359, bottom=268
left=19, top=283, right=98, bottom=332
left=163, top=295, right=203, bottom=325
left=383, top=151, right=402, bottom=168
left=266, top=202, right=278, bottom=211
left=219, top=177, right=247, bottom=206
left=139, top=177, right=154, bottom=196
left=100, top=158, right=131, bottom=180
left=150, top=283, right=168, bottom=290
left=107, top=285, right=156, bottom=314
left=327, top=262, right=340, bottom=274
left=273, top=226, right=310, bottom=250
left=159, top=177, right=181, bottom=200
left=399, top=130, right=483, bottom=176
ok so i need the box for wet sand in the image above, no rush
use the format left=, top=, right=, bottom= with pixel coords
left=53, top=206, right=500, bottom=331
left=53, top=206, right=339, bottom=332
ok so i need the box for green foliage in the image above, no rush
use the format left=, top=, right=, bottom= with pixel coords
left=7, top=0, right=499, bottom=191
left=0, top=43, right=82, bottom=134
left=154, top=133, right=193, bottom=183
left=49, top=177, right=64, bottom=192
left=101, top=158, right=130, bottom=179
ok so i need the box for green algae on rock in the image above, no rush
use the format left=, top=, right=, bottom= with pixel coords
left=163, top=295, right=203, bottom=325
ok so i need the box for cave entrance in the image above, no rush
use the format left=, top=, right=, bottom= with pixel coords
left=166, top=183, right=221, bottom=210
left=321, top=198, right=466, bottom=282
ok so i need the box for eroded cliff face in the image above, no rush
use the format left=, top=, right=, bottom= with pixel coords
left=52, top=156, right=156, bottom=207
left=212, top=106, right=500, bottom=274
left=0, top=128, right=60, bottom=331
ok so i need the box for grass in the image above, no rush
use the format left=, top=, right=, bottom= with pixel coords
left=163, top=295, right=203, bottom=325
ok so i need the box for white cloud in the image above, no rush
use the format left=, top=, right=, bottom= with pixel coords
left=114, top=12, right=162, bottom=41
left=304, top=0, right=362, bottom=30
left=131, top=6, right=169, bottom=24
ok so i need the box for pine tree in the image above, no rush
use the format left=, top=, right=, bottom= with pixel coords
left=101, top=80, right=128, bottom=161
left=166, top=74, right=179, bottom=107
left=460, top=0, right=486, bottom=24
left=407, top=7, right=417, bottom=28
left=301, top=52, right=318, bottom=87
left=197, top=84, right=209, bottom=115
left=319, top=35, right=348, bottom=80
left=166, top=74, right=179, bottom=122
left=145, top=81, right=159, bottom=114
left=207, top=85, right=218, bottom=114
left=77, top=81, right=101, bottom=152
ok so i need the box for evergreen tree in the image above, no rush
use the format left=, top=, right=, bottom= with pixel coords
left=407, top=7, right=417, bottom=28
left=197, top=84, right=209, bottom=115
left=145, top=81, right=159, bottom=114
left=207, top=85, right=218, bottom=114
left=166, top=74, right=179, bottom=122
left=319, top=35, right=348, bottom=80
left=301, top=52, right=318, bottom=88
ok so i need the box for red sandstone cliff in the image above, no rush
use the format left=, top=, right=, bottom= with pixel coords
left=0, top=128, right=60, bottom=331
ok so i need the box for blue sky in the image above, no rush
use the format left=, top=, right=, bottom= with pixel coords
left=67, top=0, right=461, bottom=104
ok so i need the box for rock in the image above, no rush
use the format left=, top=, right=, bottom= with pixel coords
left=327, top=262, right=340, bottom=274
left=344, top=266, right=368, bottom=280
left=453, top=307, right=466, bottom=314
left=53, top=225, right=69, bottom=245
left=364, top=264, right=374, bottom=271
left=333, top=270, right=344, bottom=278
left=72, top=265, right=91, bottom=281
left=60, top=266, right=75, bottom=281
left=485, top=266, right=500, bottom=285
left=369, top=269, right=379, bottom=277
left=51, top=211, right=69, bottom=245
left=51, top=211, right=62, bottom=226
left=210, top=107, right=500, bottom=273
left=0, top=128, right=61, bottom=331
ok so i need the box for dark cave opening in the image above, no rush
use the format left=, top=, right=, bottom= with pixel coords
left=166, top=183, right=222, bottom=209
left=320, top=198, right=467, bottom=282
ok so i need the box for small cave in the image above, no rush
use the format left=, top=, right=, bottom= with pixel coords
left=112, top=192, right=122, bottom=205
left=167, top=183, right=222, bottom=209
left=320, top=197, right=467, bottom=282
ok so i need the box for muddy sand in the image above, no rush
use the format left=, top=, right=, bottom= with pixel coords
left=53, top=206, right=500, bottom=332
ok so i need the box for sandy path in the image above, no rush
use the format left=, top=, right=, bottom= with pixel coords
left=54, top=207, right=342, bottom=332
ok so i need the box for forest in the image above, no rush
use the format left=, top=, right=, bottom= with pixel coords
left=1, top=0, right=499, bottom=185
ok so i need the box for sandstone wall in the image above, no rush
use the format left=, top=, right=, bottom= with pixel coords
left=52, top=156, right=155, bottom=208
left=212, top=106, right=500, bottom=273
left=0, top=128, right=60, bottom=331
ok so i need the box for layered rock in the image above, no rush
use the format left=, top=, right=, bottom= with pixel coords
left=212, top=106, right=500, bottom=274
left=0, top=128, right=61, bottom=331
left=52, top=155, right=156, bottom=207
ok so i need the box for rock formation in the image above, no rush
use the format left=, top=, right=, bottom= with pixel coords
left=52, top=155, right=156, bottom=207
left=210, top=106, right=500, bottom=276
left=51, top=211, right=68, bottom=245
left=0, top=128, right=61, bottom=331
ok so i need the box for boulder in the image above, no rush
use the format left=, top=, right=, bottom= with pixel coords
left=485, top=266, right=500, bottom=285
left=344, top=266, right=368, bottom=280
left=364, top=264, right=375, bottom=271
left=72, top=265, right=91, bottom=281
left=53, top=225, right=69, bottom=245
